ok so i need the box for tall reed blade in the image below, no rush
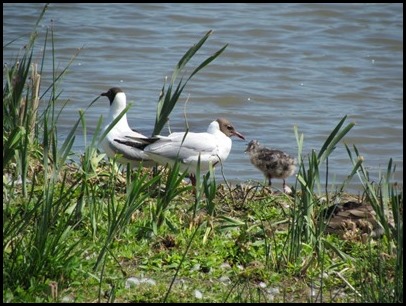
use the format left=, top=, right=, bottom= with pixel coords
left=153, top=30, right=227, bottom=135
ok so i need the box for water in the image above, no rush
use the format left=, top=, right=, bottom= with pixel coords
left=3, top=3, right=403, bottom=192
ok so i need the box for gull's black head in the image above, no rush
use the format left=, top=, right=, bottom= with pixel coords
left=101, top=87, right=123, bottom=104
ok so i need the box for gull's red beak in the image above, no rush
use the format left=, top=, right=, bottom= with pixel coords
left=233, top=131, right=245, bottom=140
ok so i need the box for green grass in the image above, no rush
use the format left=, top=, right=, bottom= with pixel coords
left=3, top=5, right=403, bottom=303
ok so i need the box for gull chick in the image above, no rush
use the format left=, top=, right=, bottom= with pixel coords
left=101, top=87, right=154, bottom=168
left=115, top=118, right=245, bottom=185
left=245, top=139, right=296, bottom=193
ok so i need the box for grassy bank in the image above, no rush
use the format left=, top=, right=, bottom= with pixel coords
left=3, top=6, right=403, bottom=303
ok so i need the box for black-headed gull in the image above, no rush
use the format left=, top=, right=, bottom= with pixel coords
left=100, top=87, right=154, bottom=168
left=115, top=118, right=245, bottom=185
left=245, top=139, right=296, bottom=193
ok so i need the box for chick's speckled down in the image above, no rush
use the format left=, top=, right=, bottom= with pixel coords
left=245, top=140, right=296, bottom=191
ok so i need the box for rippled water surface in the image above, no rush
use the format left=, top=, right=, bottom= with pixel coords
left=3, top=3, right=403, bottom=192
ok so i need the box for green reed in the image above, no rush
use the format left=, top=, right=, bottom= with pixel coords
left=153, top=30, right=228, bottom=136
left=345, top=145, right=403, bottom=302
left=287, top=115, right=355, bottom=261
left=3, top=4, right=85, bottom=296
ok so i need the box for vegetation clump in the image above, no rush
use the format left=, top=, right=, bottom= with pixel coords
left=3, top=5, right=402, bottom=303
